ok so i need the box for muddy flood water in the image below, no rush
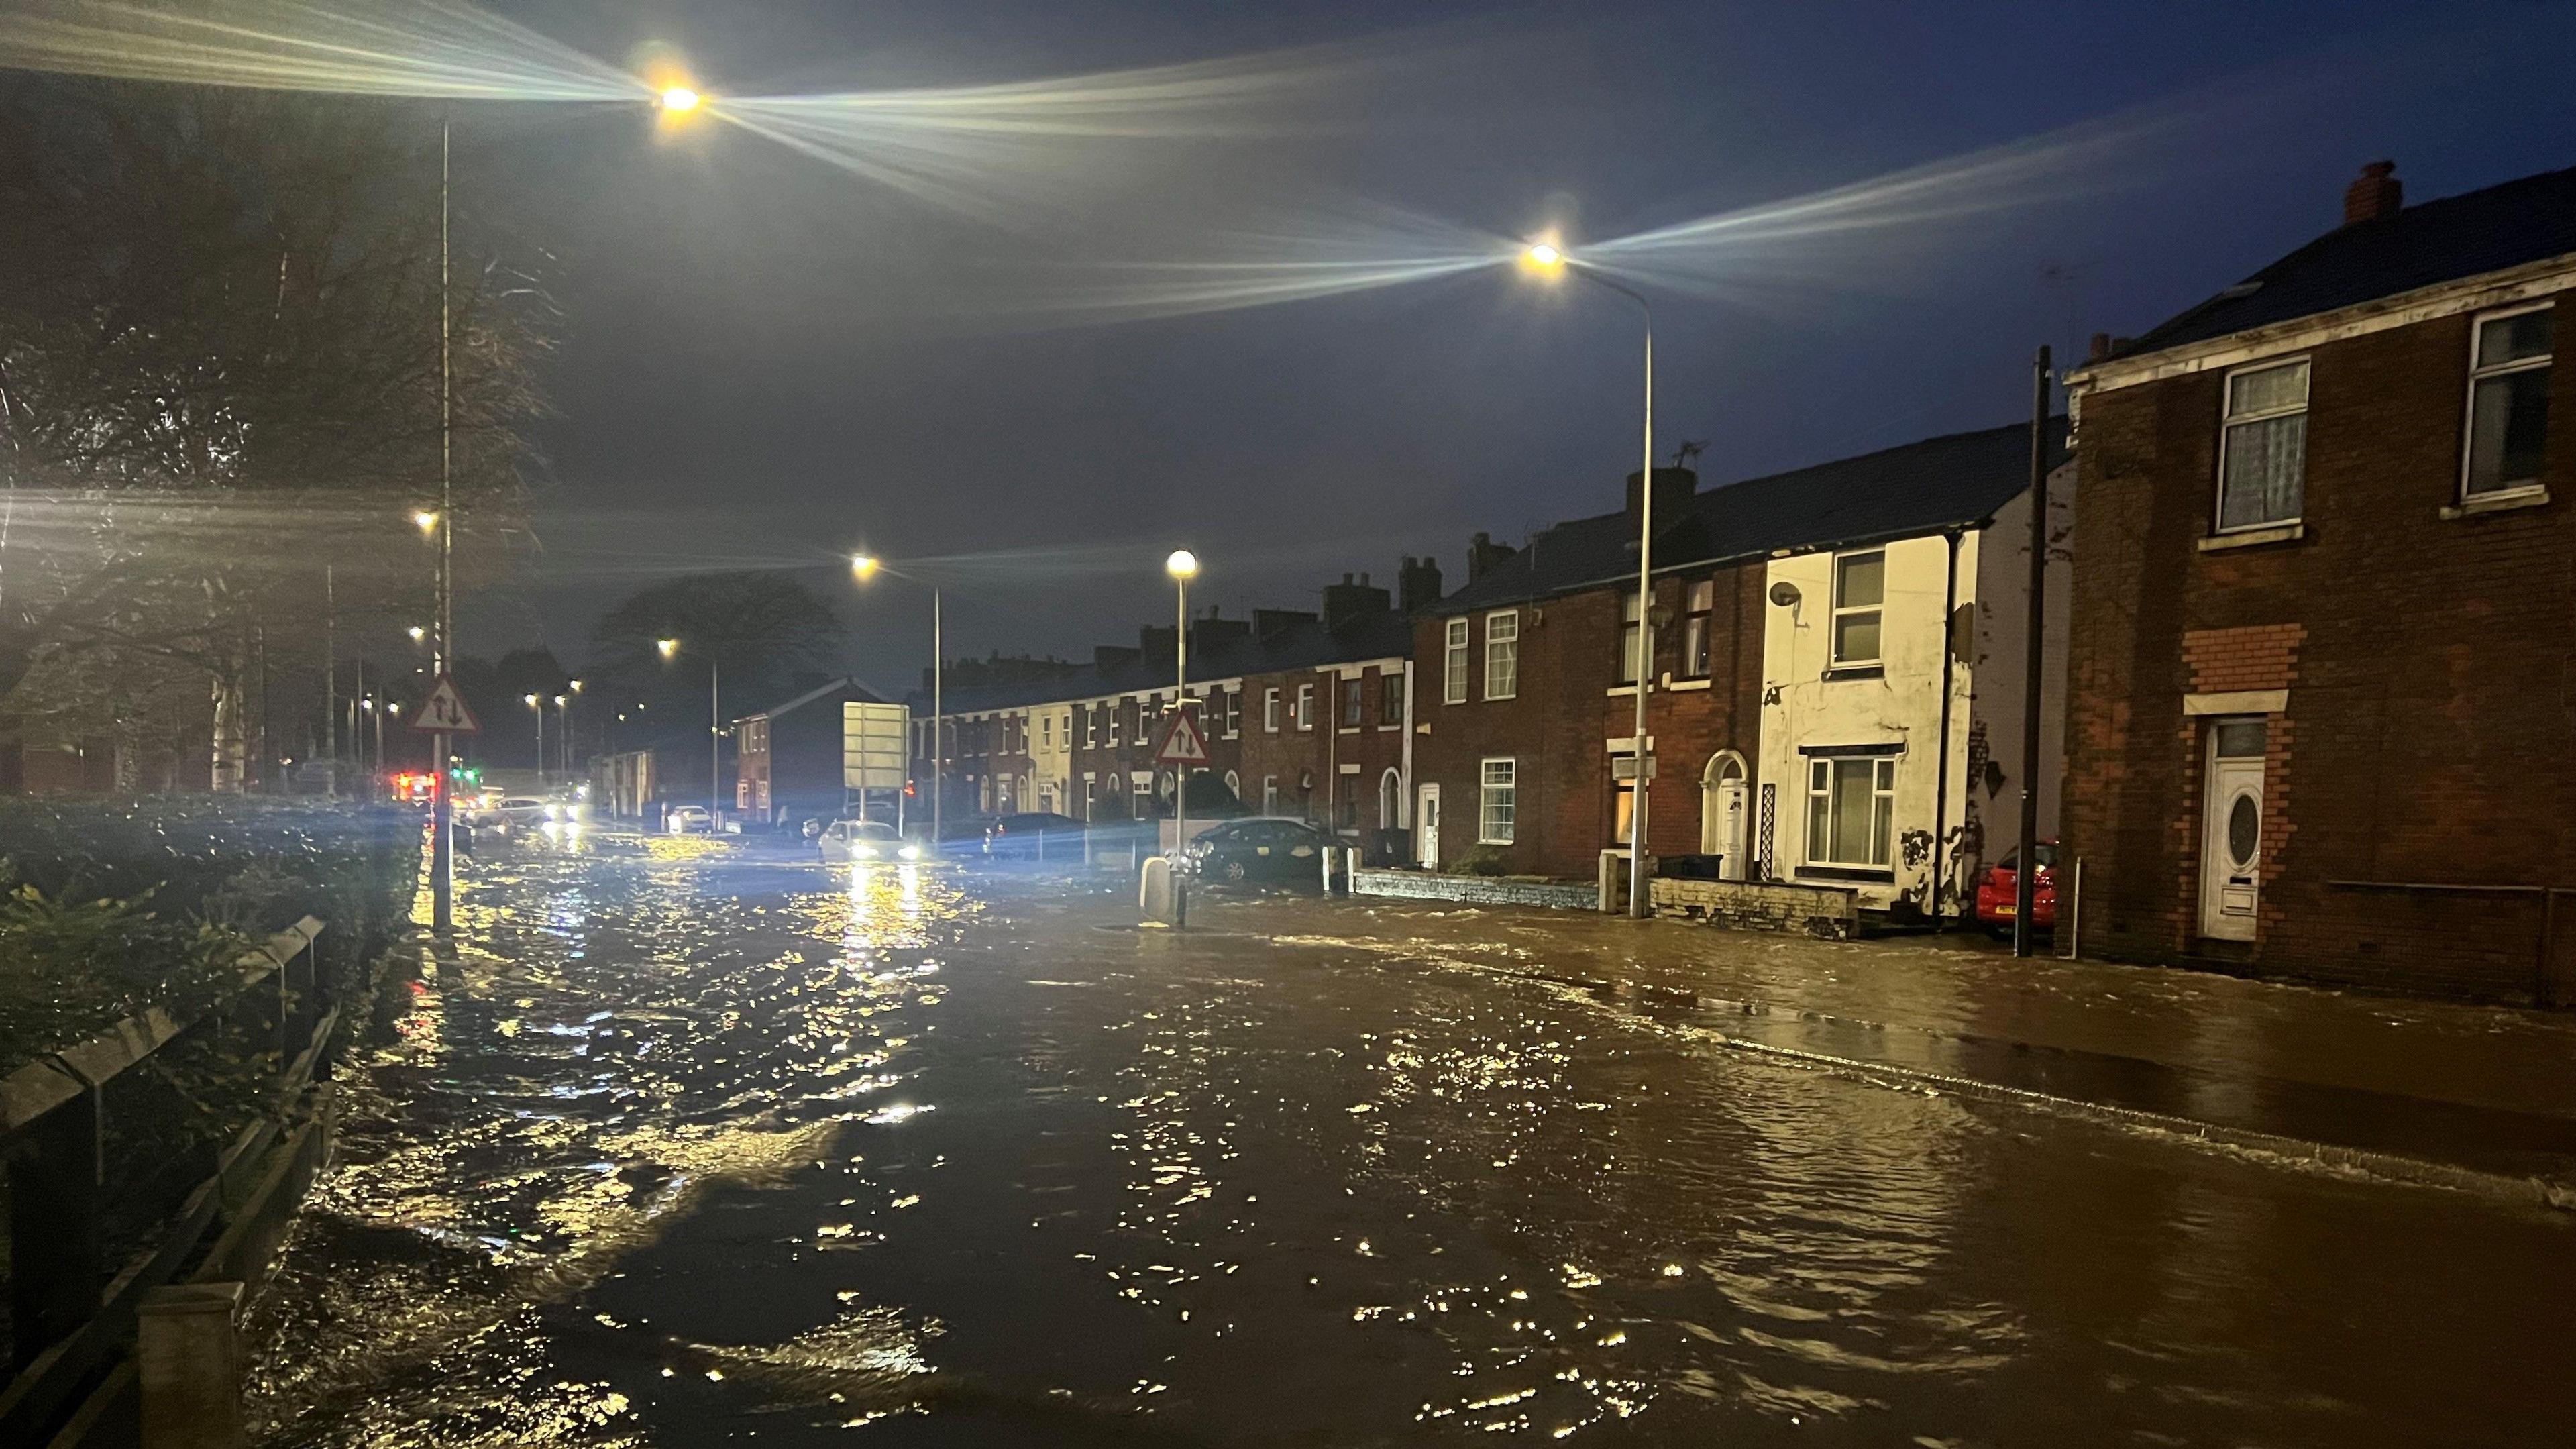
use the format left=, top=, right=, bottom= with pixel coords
left=245, top=833, right=2576, bottom=1446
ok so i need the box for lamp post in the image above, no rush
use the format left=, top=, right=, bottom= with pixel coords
left=851, top=556, right=943, bottom=849
left=524, top=693, right=544, bottom=786
left=1165, top=550, right=1199, bottom=895
left=1522, top=241, right=1657, bottom=918
left=658, top=637, right=719, bottom=825
left=564, top=680, right=582, bottom=785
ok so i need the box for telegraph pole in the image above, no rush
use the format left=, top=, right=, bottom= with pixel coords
left=2015, top=346, right=2053, bottom=959
left=431, top=115, right=456, bottom=934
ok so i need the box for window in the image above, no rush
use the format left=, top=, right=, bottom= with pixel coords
left=1484, top=611, right=1519, bottom=700
left=2217, top=357, right=2308, bottom=531
left=1681, top=580, right=1713, bottom=678
left=1263, top=687, right=1281, bottom=732
left=1262, top=775, right=1279, bottom=814
left=1444, top=619, right=1470, bottom=704
left=1830, top=551, right=1884, bottom=666
left=1478, top=758, right=1517, bottom=844
left=1379, top=670, right=1403, bottom=726
left=1805, top=755, right=1896, bottom=869
left=1612, top=755, right=1638, bottom=845
left=2464, top=305, right=2553, bottom=498
left=1083, top=706, right=1097, bottom=749
left=1342, top=676, right=1362, bottom=728
left=1040, top=715, right=1051, bottom=748
left=1618, top=592, right=1644, bottom=683
left=1296, top=682, right=1316, bottom=729
left=1224, top=688, right=1242, bottom=738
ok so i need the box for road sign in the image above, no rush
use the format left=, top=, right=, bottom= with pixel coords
left=842, top=700, right=912, bottom=790
left=1611, top=754, right=1657, bottom=780
left=409, top=674, right=480, bottom=734
left=1154, top=707, right=1211, bottom=767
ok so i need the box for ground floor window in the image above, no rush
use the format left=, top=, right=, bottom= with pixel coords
left=1479, top=757, right=1517, bottom=844
left=1263, top=775, right=1279, bottom=814
left=1805, top=753, right=1895, bottom=867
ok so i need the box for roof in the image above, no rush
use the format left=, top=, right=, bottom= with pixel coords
left=740, top=676, right=880, bottom=724
left=903, top=606, right=1414, bottom=718
left=1432, top=417, right=2068, bottom=616
left=2116, top=166, right=2576, bottom=357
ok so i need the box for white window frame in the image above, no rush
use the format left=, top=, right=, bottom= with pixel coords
left=1444, top=618, right=1470, bottom=704
left=1263, top=687, right=1281, bottom=733
left=2214, top=355, right=2310, bottom=534
left=1829, top=551, right=1886, bottom=668
left=1295, top=682, right=1316, bottom=730
left=1804, top=753, right=1897, bottom=869
left=2460, top=302, right=2553, bottom=502
left=1262, top=775, right=1279, bottom=814
left=1478, top=757, right=1517, bottom=845
left=1483, top=610, right=1519, bottom=701
left=1680, top=578, right=1714, bottom=678
left=1223, top=688, right=1242, bottom=739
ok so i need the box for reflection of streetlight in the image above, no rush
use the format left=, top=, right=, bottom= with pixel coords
left=849, top=556, right=943, bottom=846
left=1520, top=239, right=1656, bottom=918
left=1166, top=549, right=1199, bottom=923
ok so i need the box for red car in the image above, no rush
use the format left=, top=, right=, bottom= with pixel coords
left=1974, top=840, right=2059, bottom=935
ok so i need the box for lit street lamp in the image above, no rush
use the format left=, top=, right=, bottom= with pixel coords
left=657, top=638, right=720, bottom=826
left=1521, top=240, right=1657, bottom=918
left=1165, top=549, right=1200, bottom=920
left=850, top=555, right=945, bottom=848
left=524, top=693, right=544, bottom=785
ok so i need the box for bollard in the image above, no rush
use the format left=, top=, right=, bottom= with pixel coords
left=139, top=1281, right=246, bottom=1449
left=1139, top=856, right=1179, bottom=924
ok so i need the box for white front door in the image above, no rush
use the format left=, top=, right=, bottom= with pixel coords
left=2199, top=718, right=2266, bottom=941
left=1716, top=777, right=1750, bottom=880
left=1416, top=784, right=1441, bottom=866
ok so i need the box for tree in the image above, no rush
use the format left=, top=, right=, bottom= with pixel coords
left=589, top=572, right=843, bottom=710
left=0, top=77, right=548, bottom=789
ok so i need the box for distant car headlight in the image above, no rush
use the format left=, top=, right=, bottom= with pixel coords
left=853, top=843, right=877, bottom=859
left=544, top=804, right=559, bottom=820
left=896, top=844, right=921, bottom=860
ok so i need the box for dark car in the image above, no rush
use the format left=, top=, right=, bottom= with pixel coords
left=1183, top=818, right=1336, bottom=886
left=983, top=812, right=1087, bottom=861
left=1974, top=840, right=2060, bottom=936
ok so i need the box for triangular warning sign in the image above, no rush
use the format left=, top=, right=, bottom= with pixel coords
left=409, top=674, right=482, bottom=734
left=1153, top=707, right=1210, bottom=766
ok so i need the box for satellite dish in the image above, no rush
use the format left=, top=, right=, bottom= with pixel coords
left=1768, top=582, right=1803, bottom=609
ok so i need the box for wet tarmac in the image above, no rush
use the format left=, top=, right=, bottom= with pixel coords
left=247, top=831, right=2576, bottom=1446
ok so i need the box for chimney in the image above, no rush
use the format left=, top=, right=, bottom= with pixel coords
left=1625, top=466, right=1697, bottom=524
left=2343, top=160, right=2402, bottom=227
left=1398, top=555, right=1443, bottom=614
left=1322, top=572, right=1392, bottom=633
left=1466, top=531, right=1517, bottom=582
left=2088, top=331, right=2113, bottom=363
left=1093, top=644, right=1139, bottom=672
left=1253, top=608, right=1317, bottom=640
left=1191, top=612, right=1249, bottom=656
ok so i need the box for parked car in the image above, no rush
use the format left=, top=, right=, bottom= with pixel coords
left=818, top=818, right=918, bottom=863
left=1974, top=840, right=2059, bottom=935
left=665, top=804, right=712, bottom=835
left=1183, top=818, right=1336, bottom=886
left=983, top=812, right=1086, bottom=860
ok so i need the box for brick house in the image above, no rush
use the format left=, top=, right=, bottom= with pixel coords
left=2061, top=162, right=2574, bottom=1000
left=732, top=676, right=886, bottom=828
left=1415, top=423, right=2070, bottom=912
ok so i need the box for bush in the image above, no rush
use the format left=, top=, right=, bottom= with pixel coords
left=1450, top=845, right=1510, bottom=877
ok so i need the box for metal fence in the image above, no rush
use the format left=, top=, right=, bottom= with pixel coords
left=0, top=918, right=331, bottom=1444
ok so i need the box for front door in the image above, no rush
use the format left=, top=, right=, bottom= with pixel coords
left=1416, top=784, right=1440, bottom=867
left=2198, top=718, right=2266, bottom=941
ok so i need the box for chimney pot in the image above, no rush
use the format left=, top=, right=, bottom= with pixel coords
left=2343, top=160, right=2402, bottom=227
left=2088, top=331, right=2112, bottom=362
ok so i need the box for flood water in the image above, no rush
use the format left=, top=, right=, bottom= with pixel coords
left=247, top=832, right=2576, bottom=1446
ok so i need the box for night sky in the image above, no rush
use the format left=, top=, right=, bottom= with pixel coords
left=445, top=0, right=2575, bottom=698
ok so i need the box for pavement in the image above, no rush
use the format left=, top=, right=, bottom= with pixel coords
left=1191, top=889, right=2576, bottom=1205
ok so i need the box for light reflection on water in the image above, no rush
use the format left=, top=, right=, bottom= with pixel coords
left=250, top=845, right=2576, bottom=1447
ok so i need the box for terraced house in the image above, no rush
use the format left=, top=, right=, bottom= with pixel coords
left=2062, top=161, right=2576, bottom=1002
left=1412, top=422, right=2071, bottom=922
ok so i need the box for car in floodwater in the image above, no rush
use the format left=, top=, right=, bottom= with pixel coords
left=474, top=796, right=552, bottom=832
left=819, top=818, right=918, bottom=863
left=1181, top=817, right=1336, bottom=887
left=1974, top=839, right=2059, bottom=935
left=664, top=804, right=713, bottom=835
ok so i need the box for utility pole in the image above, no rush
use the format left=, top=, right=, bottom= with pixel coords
left=431, top=114, right=455, bottom=933
left=2015, top=345, right=2053, bottom=959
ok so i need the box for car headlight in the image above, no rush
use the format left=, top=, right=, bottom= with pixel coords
left=897, top=845, right=920, bottom=861
left=853, top=843, right=877, bottom=859
left=544, top=804, right=559, bottom=819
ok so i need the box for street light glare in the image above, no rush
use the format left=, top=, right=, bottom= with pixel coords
left=413, top=509, right=439, bottom=533
left=657, top=637, right=679, bottom=659
left=851, top=555, right=880, bottom=580
left=1523, top=241, right=1565, bottom=270
left=408, top=625, right=427, bottom=642
left=523, top=694, right=539, bottom=706
left=658, top=86, right=702, bottom=113
left=1166, top=549, right=1200, bottom=579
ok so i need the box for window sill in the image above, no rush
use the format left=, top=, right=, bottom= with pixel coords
left=1821, top=664, right=1884, bottom=682
left=1477, top=838, right=1514, bottom=848
left=2198, top=522, right=2304, bottom=552
left=1377, top=723, right=1402, bottom=731
left=1664, top=677, right=1712, bottom=692
left=1798, top=865, right=1895, bottom=883
left=2440, top=488, right=2550, bottom=521
left=1606, top=684, right=1641, bottom=697
left=1338, top=727, right=1361, bottom=735
left=1483, top=695, right=1518, bottom=704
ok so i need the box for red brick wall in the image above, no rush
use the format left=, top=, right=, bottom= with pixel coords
left=2066, top=302, right=2576, bottom=1001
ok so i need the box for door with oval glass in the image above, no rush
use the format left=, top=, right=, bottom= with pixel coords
left=2198, top=718, right=2267, bottom=941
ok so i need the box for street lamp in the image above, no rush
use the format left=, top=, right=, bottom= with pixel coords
left=524, top=693, right=544, bottom=786
left=1165, top=549, right=1199, bottom=917
left=1521, top=239, right=1657, bottom=918
left=407, top=625, right=427, bottom=644
left=658, top=86, right=703, bottom=114
left=849, top=555, right=944, bottom=849
left=656, top=639, right=720, bottom=826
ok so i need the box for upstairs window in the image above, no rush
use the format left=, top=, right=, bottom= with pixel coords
left=2218, top=357, right=2308, bottom=531
left=1484, top=611, right=1519, bottom=700
left=1443, top=619, right=1470, bottom=704
left=1224, top=688, right=1242, bottom=737
left=1617, top=592, right=1643, bottom=684
left=1264, top=687, right=1281, bottom=732
left=1830, top=551, right=1884, bottom=666
left=1681, top=579, right=1714, bottom=678
left=1295, top=682, right=1316, bottom=729
left=2464, top=305, right=2553, bottom=499
left=1379, top=670, right=1403, bottom=725
left=1342, top=676, right=1362, bottom=727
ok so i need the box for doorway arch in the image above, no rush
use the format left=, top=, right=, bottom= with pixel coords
left=1702, top=750, right=1751, bottom=880
left=1379, top=768, right=1403, bottom=829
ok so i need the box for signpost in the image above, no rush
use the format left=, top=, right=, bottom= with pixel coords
left=842, top=701, right=913, bottom=833
left=1153, top=704, right=1210, bottom=927
left=411, top=675, right=480, bottom=936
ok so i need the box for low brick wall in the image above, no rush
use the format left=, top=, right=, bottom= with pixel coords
left=1352, top=869, right=1601, bottom=912
left=1650, top=877, right=1860, bottom=939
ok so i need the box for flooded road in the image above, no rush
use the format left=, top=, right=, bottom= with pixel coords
left=249, top=833, right=2576, bottom=1446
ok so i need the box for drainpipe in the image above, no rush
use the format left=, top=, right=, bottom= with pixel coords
left=1399, top=658, right=1415, bottom=833
left=1931, top=529, right=1961, bottom=928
